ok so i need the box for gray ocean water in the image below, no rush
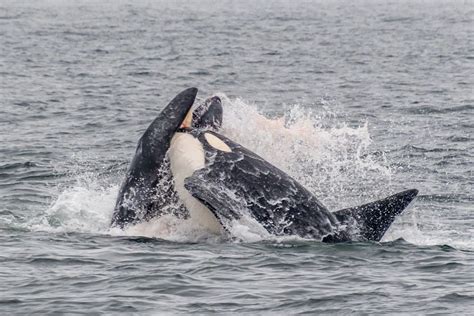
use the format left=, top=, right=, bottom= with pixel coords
left=1, top=0, right=473, bottom=314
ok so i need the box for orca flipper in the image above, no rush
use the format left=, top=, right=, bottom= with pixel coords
left=111, top=88, right=198, bottom=228
left=323, top=189, right=419, bottom=242
left=184, top=169, right=245, bottom=228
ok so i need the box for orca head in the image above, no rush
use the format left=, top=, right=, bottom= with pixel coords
left=192, top=96, right=223, bottom=131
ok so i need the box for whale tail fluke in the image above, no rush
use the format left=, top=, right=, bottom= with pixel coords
left=323, top=189, right=419, bottom=242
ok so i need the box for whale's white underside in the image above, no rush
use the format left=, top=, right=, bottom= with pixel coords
left=168, top=132, right=223, bottom=235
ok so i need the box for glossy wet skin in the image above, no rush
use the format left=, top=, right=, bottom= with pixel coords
left=192, top=96, right=223, bottom=130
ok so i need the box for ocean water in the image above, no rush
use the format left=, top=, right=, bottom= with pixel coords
left=1, top=0, right=473, bottom=314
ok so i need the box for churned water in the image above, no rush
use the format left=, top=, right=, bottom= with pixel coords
left=1, top=0, right=473, bottom=314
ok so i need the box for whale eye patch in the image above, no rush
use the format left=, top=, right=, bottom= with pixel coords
left=204, top=133, right=231, bottom=153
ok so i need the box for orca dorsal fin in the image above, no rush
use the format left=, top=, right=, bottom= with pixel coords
left=324, top=189, right=418, bottom=242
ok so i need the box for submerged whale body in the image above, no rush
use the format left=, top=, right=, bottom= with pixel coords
left=111, top=88, right=419, bottom=242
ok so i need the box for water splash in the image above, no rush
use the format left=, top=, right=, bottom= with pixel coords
left=27, top=169, right=118, bottom=234
left=219, top=95, right=392, bottom=209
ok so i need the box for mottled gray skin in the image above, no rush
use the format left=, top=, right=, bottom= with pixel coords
left=183, top=129, right=418, bottom=242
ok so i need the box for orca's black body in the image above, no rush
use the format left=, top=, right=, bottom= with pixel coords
left=183, top=129, right=418, bottom=242
left=193, top=96, right=223, bottom=130
left=111, top=88, right=418, bottom=242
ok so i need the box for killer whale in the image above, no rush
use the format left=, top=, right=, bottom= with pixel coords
left=111, top=88, right=224, bottom=228
left=177, top=128, right=418, bottom=242
left=111, top=88, right=418, bottom=242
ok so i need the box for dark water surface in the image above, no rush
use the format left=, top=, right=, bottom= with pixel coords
left=1, top=0, right=473, bottom=314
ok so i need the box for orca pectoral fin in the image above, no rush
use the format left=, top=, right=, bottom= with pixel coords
left=325, top=189, right=419, bottom=242
left=184, top=169, right=245, bottom=228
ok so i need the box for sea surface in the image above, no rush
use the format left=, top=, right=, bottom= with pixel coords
left=1, top=0, right=473, bottom=314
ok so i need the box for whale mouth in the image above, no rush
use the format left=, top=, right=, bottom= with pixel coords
left=180, top=96, right=223, bottom=130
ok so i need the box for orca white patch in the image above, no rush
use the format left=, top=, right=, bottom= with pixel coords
left=204, top=133, right=232, bottom=152
left=168, top=133, right=223, bottom=235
